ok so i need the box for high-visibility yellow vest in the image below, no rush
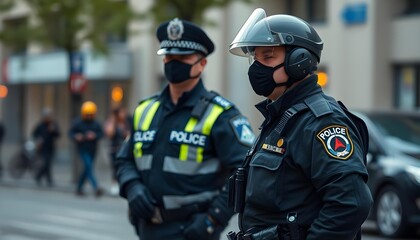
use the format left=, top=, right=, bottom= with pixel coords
left=132, top=96, right=229, bottom=163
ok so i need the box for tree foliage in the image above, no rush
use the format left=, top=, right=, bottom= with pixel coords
left=0, top=0, right=134, bottom=54
left=145, top=0, right=253, bottom=25
left=0, top=0, right=253, bottom=54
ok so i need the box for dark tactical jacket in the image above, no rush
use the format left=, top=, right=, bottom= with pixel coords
left=241, top=75, right=373, bottom=240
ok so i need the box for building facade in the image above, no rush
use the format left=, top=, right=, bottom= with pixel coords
left=1, top=0, right=419, bottom=162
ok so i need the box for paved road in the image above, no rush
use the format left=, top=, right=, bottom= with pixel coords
left=0, top=186, right=137, bottom=240
left=0, top=186, right=413, bottom=240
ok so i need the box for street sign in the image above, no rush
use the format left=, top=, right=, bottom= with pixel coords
left=69, top=74, right=87, bottom=94
left=69, top=52, right=87, bottom=94
left=70, top=52, right=84, bottom=74
left=342, top=2, right=367, bottom=25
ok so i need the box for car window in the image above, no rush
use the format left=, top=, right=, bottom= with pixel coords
left=368, top=135, right=379, bottom=153
left=369, top=114, right=420, bottom=153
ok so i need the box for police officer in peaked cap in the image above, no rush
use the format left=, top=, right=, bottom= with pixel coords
left=227, top=9, right=373, bottom=240
left=115, top=18, right=255, bottom=240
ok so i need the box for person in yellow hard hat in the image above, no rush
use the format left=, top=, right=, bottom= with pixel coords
left=69, top=101, right=104, bottom=197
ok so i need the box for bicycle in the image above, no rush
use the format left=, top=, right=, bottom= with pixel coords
left=8, top=139, right=40, bottom=179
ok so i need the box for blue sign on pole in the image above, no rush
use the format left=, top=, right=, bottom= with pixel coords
left=342, top=2, right=367, bottom=25
left=70, top=52, right=84, bottom=74
left=69, top=52, right=87, bottom=93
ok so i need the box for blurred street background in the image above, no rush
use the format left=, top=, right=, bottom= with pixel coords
left=0, top=185, right=414, bottom=240
left=1, top=0, right=420, bottom=239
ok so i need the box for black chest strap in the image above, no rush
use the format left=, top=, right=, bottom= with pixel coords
left=191, top=91, right=218, bottom=119
left=243, top=102, right=309, bottom=168
left=273, top=103, right=308, bottom=137
left=244, top=93, right=332, bottom=168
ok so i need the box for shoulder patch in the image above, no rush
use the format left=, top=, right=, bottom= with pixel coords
left=316, top=125, right=353, bottom=160
left=230, top=116, right=255, bottom=146
left=212, top=95, right=233, bottom=110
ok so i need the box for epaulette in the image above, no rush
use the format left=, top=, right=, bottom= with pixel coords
left=304, top=94, right=333, bottom=118
left=191, top=91, right=233, bottom=119
left=209, top=91, right=234, bottom=110
left=137, top=94, right=159, bottom=105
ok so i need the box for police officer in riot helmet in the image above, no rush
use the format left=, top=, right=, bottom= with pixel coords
left=115, top=18, right=255, bottom=240
left=227, top=9, right=373, bottom=240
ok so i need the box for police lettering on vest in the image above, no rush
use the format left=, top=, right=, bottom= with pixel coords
left=134, top=130, right=156, bottom=143
left=169, top=130, right=207, bottom=147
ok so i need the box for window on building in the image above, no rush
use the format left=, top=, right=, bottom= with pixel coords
left=286, top=0, right=327, bottom=23
left=394, top=65, right=420, bottom=110
left=105, top=26, right=127, bottom=45
left=403, top=0, right=420, bottom=15
left=2, top=16, right=28, bottom=55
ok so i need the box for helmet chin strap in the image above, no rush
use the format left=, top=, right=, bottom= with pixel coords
left=276, top=77, right=298, bottom=87
left=272, top=59, right=301, bottom=95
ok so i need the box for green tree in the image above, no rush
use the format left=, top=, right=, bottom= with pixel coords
left=0, top=0, right=134, bottom=112
left=0, top=0, right=135, bottom=180
left=145, top=0, right=253, bottom=25
left=0, top=0, right=133, bottom=54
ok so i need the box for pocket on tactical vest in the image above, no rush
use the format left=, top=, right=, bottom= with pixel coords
left=246, top=151, right=285, bottom=209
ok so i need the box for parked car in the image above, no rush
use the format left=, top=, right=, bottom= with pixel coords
left=354, top=111, right=420, bottom=238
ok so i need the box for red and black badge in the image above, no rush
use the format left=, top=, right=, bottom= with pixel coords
left=316, top=125, right=353, bottom=160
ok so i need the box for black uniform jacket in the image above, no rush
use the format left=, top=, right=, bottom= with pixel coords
left=116, top=80, right=254, bottom=226
left=32, top=121, right=60, bottom=153
left=69, top=118, right=103, bottom=154
left=241, top=75, right=373, bottom=240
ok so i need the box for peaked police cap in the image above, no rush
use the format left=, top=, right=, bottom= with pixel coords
left=156, top=18, right=215, bottom=56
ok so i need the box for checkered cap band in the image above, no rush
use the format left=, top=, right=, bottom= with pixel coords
left=160, top=40, right=208, bottom=55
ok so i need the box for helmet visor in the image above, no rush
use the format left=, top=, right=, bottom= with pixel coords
left=229, top=8, right=282, bottom=57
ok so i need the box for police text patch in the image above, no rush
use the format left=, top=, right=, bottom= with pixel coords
left=134, top=130, right=156, bottom=143
left=316, top=125, right=353, bottom=160
left=169, top=131, right=207, bottom=147
left=230, top=116, right=255, bottom=146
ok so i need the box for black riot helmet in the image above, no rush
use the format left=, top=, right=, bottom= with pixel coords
left=230, top=9, right=324, bottom=81
left=230, top=8, right=323, bottom=60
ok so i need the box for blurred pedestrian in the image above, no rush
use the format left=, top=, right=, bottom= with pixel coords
left=32, top=108, right=60, bottom=186
left=104, top=106, right=131, bottom=196
left=115, top=18, right=254, bottom=240
left=0, top=120, right=4, bottom=178
left=69, top=101, right=104, bottom=197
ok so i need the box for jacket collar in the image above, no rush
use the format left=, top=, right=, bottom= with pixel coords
left=160, top=79, right=206, bottom=110
left=256, top=75, right=322, bottom=120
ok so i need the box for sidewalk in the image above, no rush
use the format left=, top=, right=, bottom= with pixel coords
left=0, top=160, right=117, bottom=197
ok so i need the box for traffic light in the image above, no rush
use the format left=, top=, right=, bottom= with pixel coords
left=0, top=84, right=8, bottom=98
left=317, top=71, right=328, bottom=88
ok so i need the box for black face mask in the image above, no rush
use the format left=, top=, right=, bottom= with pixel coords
left=164, top=58, right=202, bottom=83
left=248, top=61, right=286, bottom=97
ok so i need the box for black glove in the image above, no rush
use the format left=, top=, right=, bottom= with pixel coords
left=126, top=182, right=156, bottom=221
left=184, top=213, right=217, bottom=240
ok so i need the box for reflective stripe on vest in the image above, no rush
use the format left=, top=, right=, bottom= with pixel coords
left=179, top=103, right=225, bottom=162
left=133, top=99, right=161, bottom=159
left=163, top=156, right=220, bottom=175
left=162, top=190, right=219, bottom=209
